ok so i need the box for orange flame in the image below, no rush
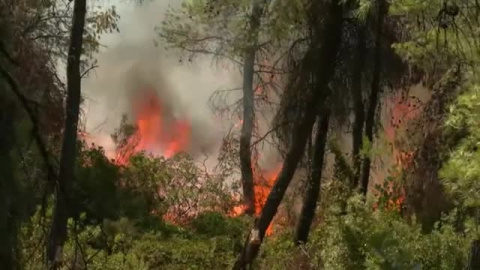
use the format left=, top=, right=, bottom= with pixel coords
left=375, top=94, right=422, bottom=211
left=116, top=89, right=191, bottom=164
left=231, top=164, right=282, bottom=236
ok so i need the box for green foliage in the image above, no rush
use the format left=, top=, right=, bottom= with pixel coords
left=159, top=0, right=306, bottom=63
left=441, top=82, right=480, bottom=217
left=74, top=143, right=121, bottom=222
left=19, top=206, right=250, bottom=269
left=259, top=195, right=470, bottom=269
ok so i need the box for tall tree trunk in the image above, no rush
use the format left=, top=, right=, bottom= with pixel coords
left=294, top=110, right=330, bottom=244
left=240, top=0, right=264, bottom=216
left=47, top=0, right=86, bottom=266
left=232, top=1, right=344, bottom=268
left=351, top=26, right=366, bottom=188
left=360, top=0, right=386, bottom=195
left=0, top=100, right=16, bottom=270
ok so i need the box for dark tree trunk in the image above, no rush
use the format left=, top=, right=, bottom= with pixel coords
left=47, top=0, right=86, bottom=266
left=232, top=0, right=344, bottom=268
left=0, top=100, right=16, bottom=270
left=351, top=26, right=366, bottom=188
left=468, top=212, right=480, bottom=270
left=468, top=240, right=480, bottom=269
left=360, top=0, right=386, bottom=195
left=294, top=110, right=330, bottom=244
left=240, top=0, right=263, bottom=216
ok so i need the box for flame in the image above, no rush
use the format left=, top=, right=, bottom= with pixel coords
left=116, top=89, right=191, bottom=164
left=255, top=165, right=281, bottom=236
left=231, top=164, right=282, bottom=236
left=375, top=93, right=422, bottom=211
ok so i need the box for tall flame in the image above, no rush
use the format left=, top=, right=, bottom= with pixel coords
left=116, top=89, right=191, bottom=164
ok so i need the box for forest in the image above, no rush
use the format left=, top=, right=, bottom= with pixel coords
left=1, top=0, right=480, bottom=269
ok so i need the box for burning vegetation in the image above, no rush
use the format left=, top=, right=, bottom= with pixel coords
left=115, top=89, right=192, bottom=164
left=7, top=0, right=480, bottom=268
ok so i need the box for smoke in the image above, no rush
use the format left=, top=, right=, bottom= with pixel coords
left=82, top=0, right=241, bottom=160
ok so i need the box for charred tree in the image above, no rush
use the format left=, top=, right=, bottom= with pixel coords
left=351, top=26, right=366, bottom=188
left=232, top=0, right=344, bottom=268
left=294, top=110, right=330, bottom=244
left=240, top=0, right=264, bottom=216
left=360, top=0, right=386, bottom=194
left=47, top=0, right=87, bottom=266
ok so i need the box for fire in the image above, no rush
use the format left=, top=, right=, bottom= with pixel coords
left=116, top=89, right=191, bottom=164
left=231, top=164, right=282, bottom=236
left=375, top=93, right=422, bottom=211
left=255, top=165, right=281, bottom=236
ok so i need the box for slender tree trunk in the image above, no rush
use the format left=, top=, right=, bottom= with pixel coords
left=232, top=1, right=344, bottom=268
left=351, top=26, right=366, bottom=188
left=360, top=0, right=386, bottom=195
left=294, top=110, right=330, bottom=244
left=47, top=0, right=86, bottom=266
left=0, top=100, right=16, bottom=270
left=240, top=0, right=264, bottom=216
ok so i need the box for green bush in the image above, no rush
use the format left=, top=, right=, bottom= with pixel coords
left=259, top=194, right=469, bottom=270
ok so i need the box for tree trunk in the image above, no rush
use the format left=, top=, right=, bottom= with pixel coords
left=468, top=211, right=480, bottom=270
left=351, top=26, right=366, bottom=188
left=0, top=100, right=16, bottom=270
left=47, top=0, right=86, bottom=266
left=360, top=0, right=386, bottom=195
left=294, top=110, right=330, bottom=244
left=468, top=240, right=480, bottom=269
left=240, top=0, right=264, bottom=216
left=232, top=0, right=344, bottom=268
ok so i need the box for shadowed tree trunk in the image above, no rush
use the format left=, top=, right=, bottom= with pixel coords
left=468, top=240, right=480, bottom=269
left=232, top=0, right=344, bottom=268
left=47, top=0, right=86, bottom=266
left=240, top=0, right=264, bottom=216
left=468, top=211, right=480, bottom=270
left=0, top=99, right=16, bottom=270
left=294, top=109, right=330, bottom=244
left=351, top=26, right=366, bottom=188
left=360, top=0, right=386, bottom=195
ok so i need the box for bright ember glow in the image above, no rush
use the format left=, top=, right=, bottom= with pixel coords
left=116, top=89, right=191, bottom=164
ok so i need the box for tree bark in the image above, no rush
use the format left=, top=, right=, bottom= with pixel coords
left=240, top=0, right=264, bottom=216
left=351, top=26, right=366, bottom=188
left=232, top=0, right=344, bottom=268
left=294, top=110, right=330, bottom=244
left=47, top=0, right=86, bottom=266
left=468, top=240, right=480, bottom=269
left=468, top=211, right=480, bottom=270
left=0, top=99, right=16, bottom=270
left=360, top=0, right=386, bottom=195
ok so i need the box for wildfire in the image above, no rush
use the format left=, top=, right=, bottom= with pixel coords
left=375, top=93, right=423, bottom=211
left=115, top=89, right=191, bottom=164
left=231, top=164, right=282, bottom=236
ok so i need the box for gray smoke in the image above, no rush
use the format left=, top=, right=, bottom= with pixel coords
left=82, top=0, right=241, bottom=160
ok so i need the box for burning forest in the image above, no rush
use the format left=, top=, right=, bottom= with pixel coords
left=115, top=88, right=192, bottom=164
left=3, top=0, right=480, bottom=269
